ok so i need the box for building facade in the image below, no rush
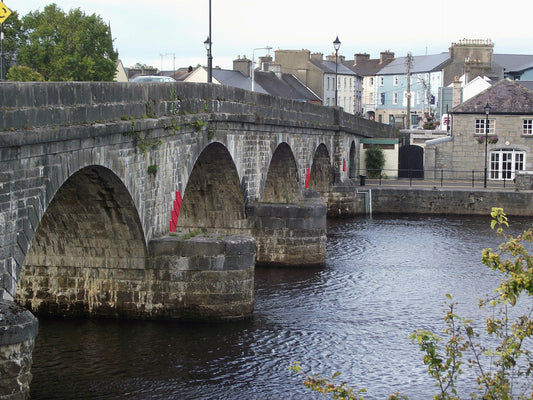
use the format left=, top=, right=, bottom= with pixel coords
left=429, top=79, right=533, bottom=181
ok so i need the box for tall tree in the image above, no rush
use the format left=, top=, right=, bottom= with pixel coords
left=17, top=4, right=117, bottom=81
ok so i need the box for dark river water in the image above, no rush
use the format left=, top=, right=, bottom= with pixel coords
left=29, top=215, right=533, bottom=399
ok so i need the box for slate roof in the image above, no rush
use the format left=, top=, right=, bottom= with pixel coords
left=212, top=69, right=269, bottom=94
left=310, top=59, right=358, bottom=76
left=343, top=58, right=395, bottom=76
left=493, top=54, right=533, bottom=74
left=452, top=78, right=533, bottom=114
left=253, top=71, right=321, bottom=102
left=518, top=81, right=533, bottom=92
left=377, top=52, right=450, bottom=75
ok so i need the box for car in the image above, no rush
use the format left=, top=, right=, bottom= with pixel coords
left=130, top=75, right=176, bottom=82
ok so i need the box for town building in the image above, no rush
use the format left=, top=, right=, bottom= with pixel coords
left=427, top=79, right=533, bottom=183
left=344, top=51, right=395, bottom=121
left=273, top=49, right=361, bottom=114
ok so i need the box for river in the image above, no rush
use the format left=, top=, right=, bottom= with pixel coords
left=29, top=215, right=533, bottom=399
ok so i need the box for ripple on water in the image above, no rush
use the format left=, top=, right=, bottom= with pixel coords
left=30, top=215, right=533, bottom=400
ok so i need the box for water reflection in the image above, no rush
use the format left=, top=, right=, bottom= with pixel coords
left=30, top=215, right=533, bottom=399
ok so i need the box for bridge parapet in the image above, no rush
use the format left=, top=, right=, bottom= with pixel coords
left=0, top=82, right=396, bottom=138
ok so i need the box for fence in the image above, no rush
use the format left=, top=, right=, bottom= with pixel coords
left=360, top=168, right=516, bottom=189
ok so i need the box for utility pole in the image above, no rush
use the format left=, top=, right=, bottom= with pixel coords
left=406, top=52, right=412, bottom=128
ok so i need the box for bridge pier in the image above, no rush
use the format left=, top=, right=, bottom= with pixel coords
left=16, top=235, right=255, bottom=321
left=0, top=300, right=38, bottom=399
left=148, top=235, right=255, bottom=321
left=247, top=190, right=327, bottom=267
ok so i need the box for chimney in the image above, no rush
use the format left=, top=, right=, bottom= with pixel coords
left=311, top=52, right=323, bottom=62
left=233, top=55, right=252, bottom=77
left=258, top=55, right=273, bottom=71
left=452, top=76, right=462, bottom=107
left=353, top=53, right=370, bottom=65
left=380, top=51, right=395, bottom=63
left=325, top=53, right=345, bottom=63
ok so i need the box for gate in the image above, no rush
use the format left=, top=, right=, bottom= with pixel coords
left=399, top=145, right=424, bottom=178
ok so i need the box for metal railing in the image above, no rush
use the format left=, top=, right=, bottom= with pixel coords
left=360, top=168, right=515, bottom=189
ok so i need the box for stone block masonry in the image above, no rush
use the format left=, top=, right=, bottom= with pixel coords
left=0, top=300, right=38, bottom=399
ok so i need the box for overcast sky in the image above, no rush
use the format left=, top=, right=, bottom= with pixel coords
left=11, top=0, right=533, bottom=72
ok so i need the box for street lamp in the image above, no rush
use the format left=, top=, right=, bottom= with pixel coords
left=333, top=36, right=341, bottom=106
left=251, top=46, right=272, bottom=92
left=483, top=102, right=491, bottom=188
left=205, top=0, right=212, bottom=83
left=204, top=36, right=212, bottom=83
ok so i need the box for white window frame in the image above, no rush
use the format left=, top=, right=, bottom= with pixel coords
left=490, top=149, right=525, bottom=180
left=475, top=118, right=495, bottom=135
left=379, top=76, right=384, bottom=86
left=393, top=92, right=398, bottom=104
left=393, top=75, right=399, bottom=86
left=523, top=119, right=533, bottom=135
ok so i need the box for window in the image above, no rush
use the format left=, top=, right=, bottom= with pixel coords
left=393, top=92, right=398, bottom=104
left=490, top=149, right=525, bottom=180
left=393, top=76, right=399, bottom=86
left=523, top=119, right=533, bottom=135
left=344, top=77, right=347, bottom=89
left=369, top=92, right=374, bottom=104
left=380, top=93, right=385, bottom=105
left=379, top=76, right=384, bottom=86
left=475, top=119, right=495, bottom=135
left=327, top=77, right=330, bottom=91
left=370, top=77, right=374, bottom=86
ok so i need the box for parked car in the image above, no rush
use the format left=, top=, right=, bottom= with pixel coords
left=130, top=75, right=176, bottom=82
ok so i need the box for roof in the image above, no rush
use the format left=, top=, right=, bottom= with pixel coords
left=253, top=71, right=321, bottom=102
left=493, top=54, right=533, bottom=73
left=452, top=78, right=533, bottom=114
left=343, top=58, right=395, bottom=76
left=212, top=69, right=269, bottom=94
left=517, top=81, right=533, bottom=91
left=377, top=53, right=450, bottom=75
left=310, top=59, right=358, bottom=76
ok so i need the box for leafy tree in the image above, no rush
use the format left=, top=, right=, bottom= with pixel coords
left=1, top=11, right=23, bottom=78
left=6, top=65, right=44, bottom=81
left=365, top=146, right=385, bottom=178
left=16, top=4, right=117, bottom=81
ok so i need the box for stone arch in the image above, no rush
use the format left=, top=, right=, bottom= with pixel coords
left=261, top=142, right=301, bottom=203
left=16, top=165, right=147, bottom=317
left=308, top=143, right=333, bottom=196
left=178, top=142, right=248, bottom=234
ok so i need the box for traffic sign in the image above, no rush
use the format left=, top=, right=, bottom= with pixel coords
left=0, top=2, right=11, bottom=24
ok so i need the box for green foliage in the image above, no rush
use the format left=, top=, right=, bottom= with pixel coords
left=16, top=4, right=117, bottom=81
left=147, top=164, right=157, bottom=175
left=411, top=207, right=533, bottom=399
left=423, top=112, right=437, bottom=130
left=6, top=65, right=44, bottom=81
left=365, top=146, right=385, bottom=178
left=293, top=208, right=533, bottom=400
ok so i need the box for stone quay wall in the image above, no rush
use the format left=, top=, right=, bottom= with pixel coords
left=333, top=186, right=533, bottom=217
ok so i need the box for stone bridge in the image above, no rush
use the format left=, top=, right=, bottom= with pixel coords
left=0, top=81, right=397, bottom=397
left=0, top=82, right=395, bottom=323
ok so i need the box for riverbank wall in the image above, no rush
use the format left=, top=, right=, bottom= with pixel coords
left=328, top=184, right=533, bottom=217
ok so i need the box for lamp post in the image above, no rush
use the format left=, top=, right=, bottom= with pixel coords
left=251, top=46, right=272, bottom=92
left=483, top=102, right=491, bottom=188
left=204, top=0, right=212, bottom=83
left=204, top=36, right=212, bottom=83
left=333, top=36, right=341, bottom=106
